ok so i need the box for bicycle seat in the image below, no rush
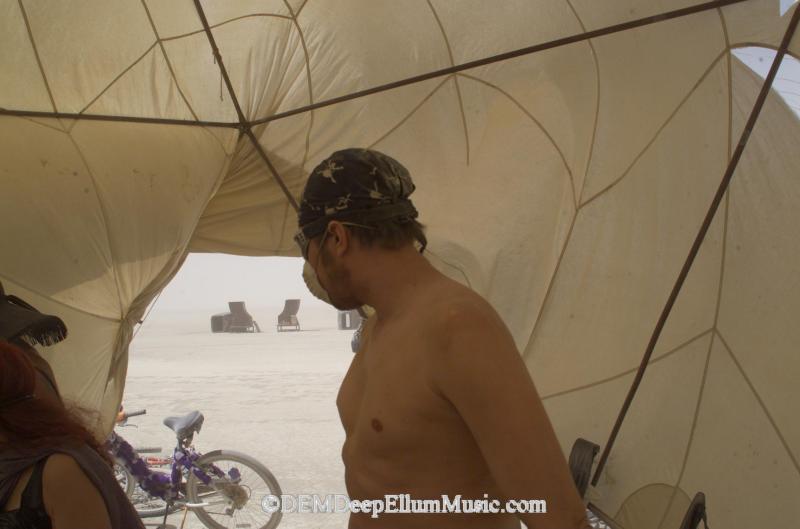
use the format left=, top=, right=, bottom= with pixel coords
left=163, top=410, right=204, bottom=440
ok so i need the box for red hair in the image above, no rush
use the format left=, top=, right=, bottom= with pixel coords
left=0, top=340, right=111, bottom=465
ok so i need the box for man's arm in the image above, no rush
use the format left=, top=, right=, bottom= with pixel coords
left=430, top=297, right=591, bottom=529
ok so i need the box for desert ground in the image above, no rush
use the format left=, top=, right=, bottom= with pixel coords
left=123, top=304, right=354, bottom=529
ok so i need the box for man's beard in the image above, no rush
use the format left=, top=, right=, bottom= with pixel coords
left=317, top=247, right=361, bottom=310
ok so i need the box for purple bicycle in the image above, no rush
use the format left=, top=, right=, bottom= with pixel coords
left=109, top=409, right=282, bottom=529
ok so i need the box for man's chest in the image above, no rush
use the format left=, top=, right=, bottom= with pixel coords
left=336, top=324, right=456, bottom=454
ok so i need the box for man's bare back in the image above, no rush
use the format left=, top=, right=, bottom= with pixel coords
left=337, top=274, right=589, bottom=529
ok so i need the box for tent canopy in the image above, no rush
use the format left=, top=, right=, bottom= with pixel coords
left=2, top=1, right=799, bottom=527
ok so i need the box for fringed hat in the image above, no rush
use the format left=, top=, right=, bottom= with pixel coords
left=0, top=282, right=67, bottom=346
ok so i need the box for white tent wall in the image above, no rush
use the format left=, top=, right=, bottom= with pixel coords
left=1, top=1, right=798, bottom=527
left=0, top=117, right=238, bottom=433
left=529, top=54, right=800, bottom=527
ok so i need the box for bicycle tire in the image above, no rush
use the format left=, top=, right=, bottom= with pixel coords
left=186, top=450, right=282, bottom=529
left=113, top=458, right=135, bottom=498
left=129, top=485, right=182, bottom=518
left=114, top=457, right=179, bottom=518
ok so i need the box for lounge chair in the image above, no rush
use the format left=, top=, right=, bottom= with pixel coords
left=227, top=301, right=260, bottom=333
left=209, top=301, right=260, bottom=333
left=277, top=299, right=301, bottom=332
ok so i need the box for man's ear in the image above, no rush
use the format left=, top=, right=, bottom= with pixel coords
left=330, top=221, right=350, bottom=256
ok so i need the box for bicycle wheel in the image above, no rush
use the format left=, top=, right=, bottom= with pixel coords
left=128, top=484, right=181, bottom=518
left=186, top=450, right=282, bottom=529
left=113, top=458, right=135, bottom=498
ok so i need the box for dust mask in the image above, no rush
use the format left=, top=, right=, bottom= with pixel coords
left=302, top=260, right=333, bottom=306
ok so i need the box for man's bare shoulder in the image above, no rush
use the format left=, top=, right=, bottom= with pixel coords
left=425, top=278, right=501, bottom=326
left=419, top=277, right=511, bottom=350
left=421, top=278, right=528, bottom=404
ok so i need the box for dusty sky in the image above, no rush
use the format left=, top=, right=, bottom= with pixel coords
left=146, top=253, right=325, bottom=316
left=733, top=46, right=800, bottom=118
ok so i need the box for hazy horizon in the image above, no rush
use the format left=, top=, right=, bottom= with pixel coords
left=144, top=253, right=329, bottom=319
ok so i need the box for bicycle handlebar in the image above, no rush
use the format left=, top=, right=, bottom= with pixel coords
left=124, top=409, right=146, bottom=419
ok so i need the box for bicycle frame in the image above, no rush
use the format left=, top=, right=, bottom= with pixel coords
left=108, top=431, right=239, bottom=504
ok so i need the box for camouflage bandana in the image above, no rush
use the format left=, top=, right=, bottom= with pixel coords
left=296, top=148, right=423, bottom=250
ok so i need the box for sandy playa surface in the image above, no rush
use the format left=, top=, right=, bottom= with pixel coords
left=124, top=304, right=354, bottom=528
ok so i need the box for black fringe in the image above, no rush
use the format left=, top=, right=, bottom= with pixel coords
left=15, top=316, right=68, bottom=346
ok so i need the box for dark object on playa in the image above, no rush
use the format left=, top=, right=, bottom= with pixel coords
left=210, top=301, right=261, bottom=333
left=277, top=299, right=301, bottom=332
left=568, top=438, right=599, bottom=499
left=338, top=309, right=362, bottom=330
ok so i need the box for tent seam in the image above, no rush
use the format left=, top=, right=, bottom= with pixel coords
left=719, top=9, right=734, bottom=166
left=71, top=42, right=159, bottom=127
left=0, top=273, right=122, bottom=323
left=106, top=153, right=234, bottom=433
left=653, top=332, right=715, bottom=529
left=64, top=134, right=126, bottom=319
left=133, top=155, right=234, bottom=338
left=258, top=19, right=295, bottom=123
left=197, top=127, right=237, bottom=159
left=457, top=73, right=575, bottom=194
left=192, top=0, right=299, bottom=211
left=711, top=192, right=730, bottom=330
left=139, top=0, right=202, bottom=125
left=593, top=5, right=800, bottom=484
left=541, top=329, right=713, bottom=401
left=712, top=10, right=733, bottom=333
left=425, top=0, right=471, bottom=166
left=366, top=76, right=452, bottom=149
left=715, top=330, right=800, bottom=476
left=250, top=0, right=749, bottom=128
left=159, top=13, right=294, bottom=43
left=452, top=78, right=471, bottom=166
left=565, top=0, right=599, bottom=206
left=521, top=206, right=578, bottom=360
left=580, top=49, right=729, bottom=209
left=4, top=4, right=762, bottom=134
left=0, top=114, right=67, bottom=134
left=131, top=288, right=163, bottom=340
left=276, top=200, right=292, bottom=253
left=16, top=0, right=60, bottom=122
left=283, top=0, right=315, bottom=169
left=295, top=0, right=310, bottom=18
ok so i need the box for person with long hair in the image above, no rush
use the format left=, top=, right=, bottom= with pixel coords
left=0, top=341, right=144, bottom=528
left=0, top=284, right=143, bottom=528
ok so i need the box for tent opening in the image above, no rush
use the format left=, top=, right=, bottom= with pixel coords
left=123, top=254, right=351, bottom=527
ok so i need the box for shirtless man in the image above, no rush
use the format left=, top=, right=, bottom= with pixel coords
left=296, top=149, right=590, bottom=529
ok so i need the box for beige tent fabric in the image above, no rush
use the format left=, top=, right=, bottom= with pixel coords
left=529, top=54, right=800, bottom=528
left=1, top=1, right=798, bottom=526
left=0, top=117, right=237, bottom=434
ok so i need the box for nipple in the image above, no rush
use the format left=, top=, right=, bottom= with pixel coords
left=371, top=418, right=383, bottom=432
